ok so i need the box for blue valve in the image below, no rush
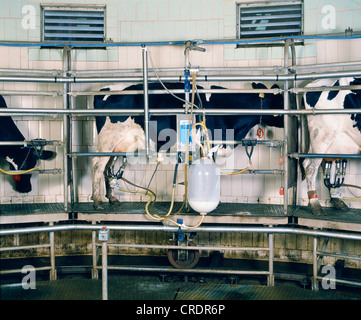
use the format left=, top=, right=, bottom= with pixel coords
left=177, top=219, right=184, bottom=241
left=184, top=69, right=190, bottom=93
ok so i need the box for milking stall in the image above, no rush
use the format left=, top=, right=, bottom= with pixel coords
left=1, top=0, right=361, bottom=305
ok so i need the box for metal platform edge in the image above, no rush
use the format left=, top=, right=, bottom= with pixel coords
left=1, top=202, right=361, bottom=232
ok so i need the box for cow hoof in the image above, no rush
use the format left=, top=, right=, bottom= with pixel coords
left=109, top=197, right=121, bottom=206
left=309, top=203, right=327, bottom=216
left=93, top=202, right=106, bottom=210
left=330, top=198, right=349, bottom=212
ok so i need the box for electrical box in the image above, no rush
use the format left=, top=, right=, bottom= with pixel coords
left=98, top=227, right=110, bottom=241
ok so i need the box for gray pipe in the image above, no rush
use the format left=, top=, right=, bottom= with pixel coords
left=1, top=224, right=361, bottom=241
left=290, top=153, right=361, bottom=159
left=1, top=108, right=361, bottom=117
left=1, top=69, right=360, bottom=83
left=142, top=46, right=150, bottom=157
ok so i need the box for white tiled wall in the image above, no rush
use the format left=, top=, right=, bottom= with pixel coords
left=0, top=0, right=361, bottom=208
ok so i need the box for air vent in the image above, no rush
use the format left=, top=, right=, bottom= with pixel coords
left=237, top=1, right=303, bottom=40
left=41, top=6, right=105, bottom=45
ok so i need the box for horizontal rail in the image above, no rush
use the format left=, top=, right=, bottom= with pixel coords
left=1, top=108, right=361, bottom=117
left=102, top=265, right=270, bottom=276
left=69, top=88, right=283, bottom=96
left=2, top=85, right=360, bottom=98
left=315, top=276, right=361, bottom=287
left=317, top=251, right=361, bottom=261
left=1, top=224, right=361, bottom=241
left=103, top=243, right=269, bottom=252
left=290, top=153, right=361, bottom=159
left=1, top=70, right=361, bottom=83
left=1, top=32, right=361, bottom=48
left=0, top=140, right=62, bottom=146
left=0, top=266, right=52, bottom=275
left=0, top=244, right=50, bottom=252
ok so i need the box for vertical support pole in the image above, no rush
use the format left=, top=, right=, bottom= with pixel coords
left=49, top=222, right=56, bottom=281
left=62, top=46, right=70, bottom=212
left=102, top=240, right=108, bottom=300
left=92, top=221, right=98, bottom=279
left=312, top=236, right=319, bottom=291
left=184, top=42, right=191, bottom=107
left=142, top=45, right=150, bottom=157
left=282, top=39, right=290, bottom=215
left=268, top=231, right=274, bottom=286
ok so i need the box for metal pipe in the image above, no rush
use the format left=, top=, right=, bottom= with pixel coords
left=1, top=108, right=361, bottom=117
left=91, top=222, right=98, bottom=280
left=291, top=85, right=361, bottom=94
left=0, top=266, right=52, bottom=275
left=290, top=153, right=361, bottom=159
left=102, top=241, right=108, bottom=300
left=0, top=68, right=62, bottom=75
left=313, top=236, right=318, bottom=291
left=142, top=46, right=150, bottom=157
left=62, top=46, right=70, bottom=212
left=268, top=232, right=274, bottom=286
left=1, top=32, right=361, bottom=48
left=105, top=243, right=269, bottom=252
left=0, top=91, right=61, bottom=96
left=317, top=251, right=361, bottom=261
left=1, top=224, right=361, bottom=241
left=0, top=244, right=50, bottom=252
left=1, top=70, right=360, bottom=83
left=283, top=39, right=290, bottom=216
left=70, top=66, right=278, bottom=76
left=0, top=140, right=62, bottom=146
left=69, top=88, right=283, bottom=96
left=291, top=60, right=361, bottom=71
left=49, top=222, right=56, bottom=281
left=105, top=265, right=270, bottom=276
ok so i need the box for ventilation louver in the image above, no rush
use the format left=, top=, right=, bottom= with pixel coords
left=237, top=1, right=303, bottom=40
left=42, top=6, right=105, bottom=44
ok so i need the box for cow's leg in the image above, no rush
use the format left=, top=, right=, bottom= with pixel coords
left=104, top=156, right=120, bottom=206
left=92, top=156, right=111, bottom=210
left=302, top=157, right=327, bottom=216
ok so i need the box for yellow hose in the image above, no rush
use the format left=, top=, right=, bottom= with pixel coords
left=342, top=184, right=361, bottom=201
left=0, top=166, right=40, bottom=175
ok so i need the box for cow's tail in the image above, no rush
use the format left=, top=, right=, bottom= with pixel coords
left=298, top=93, right=309, bottom=181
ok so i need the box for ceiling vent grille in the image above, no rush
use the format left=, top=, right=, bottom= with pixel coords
left=237, top=1, right=303, bottom=40
left=41, top=6, right=105, bottom=45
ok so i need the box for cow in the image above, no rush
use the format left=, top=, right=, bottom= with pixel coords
left=0, top=95, right=56, bottom=193
left=301, top=77, right=361, bottom=216
left=92, top=81, right=284, bottom=210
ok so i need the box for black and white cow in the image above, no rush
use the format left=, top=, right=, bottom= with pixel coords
left=0, top=95, right=55, bottom=193
left=301, top=77, right=361, bottom=216
left=92, top=82, right=284, bottom=210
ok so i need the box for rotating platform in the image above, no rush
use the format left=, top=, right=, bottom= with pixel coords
left=74, top=202, right=289, bottom=225
left=1, top=275, right=360, bottom=300
left=1, top=202, right=361, bottom=232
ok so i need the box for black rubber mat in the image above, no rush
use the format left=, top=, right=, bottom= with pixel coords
left=1, top=277, right=360, bottom=300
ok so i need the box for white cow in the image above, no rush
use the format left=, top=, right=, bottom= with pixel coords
left=91, top=117, right=145, bottom=210
left=301, top=77, right=361, bottom=215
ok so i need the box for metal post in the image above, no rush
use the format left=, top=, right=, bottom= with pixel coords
left=62, top=46, right=70, bottom=212
left=312, top=236, right=319, bottom=291
left=92, top=221, right=98, bottom=279
left=102, top=241, right=108, bottom=300
left=142, top=45, right=150, bottom=157
left=49, top=222, right=56, bottom=280
left=268, top=231, right=274, bottom=286
left=99, top=227, right=110, bottom=300
left=283, top=39, right=290, bottom=215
